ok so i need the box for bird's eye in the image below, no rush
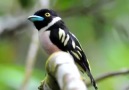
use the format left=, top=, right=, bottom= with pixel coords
left=45, top=13, right=51, bottom=17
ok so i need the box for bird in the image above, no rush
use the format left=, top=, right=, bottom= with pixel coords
left=28, top=9, right=98, bottom=90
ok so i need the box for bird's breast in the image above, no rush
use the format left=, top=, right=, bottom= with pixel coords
left=38, top=30, right=61, bottom=55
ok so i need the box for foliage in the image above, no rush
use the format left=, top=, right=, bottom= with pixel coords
left=18, top=0, right=35, bottom=9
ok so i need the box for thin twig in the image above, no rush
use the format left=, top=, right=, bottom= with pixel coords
left=87, top=69, right=129, bottom=87
left=20, top=0, right=50, bottom=90
left=20, top=30, right=39, bottom=90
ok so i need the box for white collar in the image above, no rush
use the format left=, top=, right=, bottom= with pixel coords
left=40, top=17, right=61, bottom=32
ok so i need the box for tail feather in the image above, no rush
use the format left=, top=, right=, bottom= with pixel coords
left=86, top=68, right=98, bottom=90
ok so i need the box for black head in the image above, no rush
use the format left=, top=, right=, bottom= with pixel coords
left=28, top=9, right=60, bottom=30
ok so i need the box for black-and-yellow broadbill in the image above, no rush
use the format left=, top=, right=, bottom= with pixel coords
left=28, top=9, right=98, bottom=90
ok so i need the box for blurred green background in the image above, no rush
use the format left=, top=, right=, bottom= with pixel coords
left=0, top=0, right=129, bottom=90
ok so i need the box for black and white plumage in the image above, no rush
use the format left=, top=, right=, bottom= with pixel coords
left=28, top=9, right=97, bottom=90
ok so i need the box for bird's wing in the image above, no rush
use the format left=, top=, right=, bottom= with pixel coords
left=50, top=28, right=90, bottom=71
left=50, top=28, right=97, bottom=89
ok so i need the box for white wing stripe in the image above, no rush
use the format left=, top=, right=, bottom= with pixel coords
left=72, top=40, right=75, bottom=48
left=61, top=32, right=65, bottom=43
left=77, top=51, right=82, bottom=57
left=71, top=51, right=80, bottom=60
left=76, top=46, right=82, bottom=51
left=64, top=34, right=70, bottom=46
left=59, top=28, right=66, bottom=43
left=59, top=29, right=62, bottom=39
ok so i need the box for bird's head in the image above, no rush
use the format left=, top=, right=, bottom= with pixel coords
left=28, top=9, right=61, bottom=30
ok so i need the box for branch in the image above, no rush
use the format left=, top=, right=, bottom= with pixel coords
left=0, top=0, right=114, bottom=37
left=39, top=52, right=87, bottom=90
left=87, top=69, right=129, bottom=87
left=20, top=30, right=39, bottom=90
left=20, top=0, right=50, bottom=90
left=125, top=85, right=129, bottom=90
left=0, top=16, right=28, bottom=37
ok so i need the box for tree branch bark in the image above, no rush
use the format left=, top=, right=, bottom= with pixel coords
left=39, top=51, right=87, bottom=90
left=20, top=0, right=50, bottom=90
left=0, top=16, right=28, bottom=37
left=87, top=69, right=129, bottom=87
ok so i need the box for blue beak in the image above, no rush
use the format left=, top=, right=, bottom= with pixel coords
left=28, top=15, right=44, bottom=21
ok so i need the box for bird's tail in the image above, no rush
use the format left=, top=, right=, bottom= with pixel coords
left=86, top=68, right=98, bottom=90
